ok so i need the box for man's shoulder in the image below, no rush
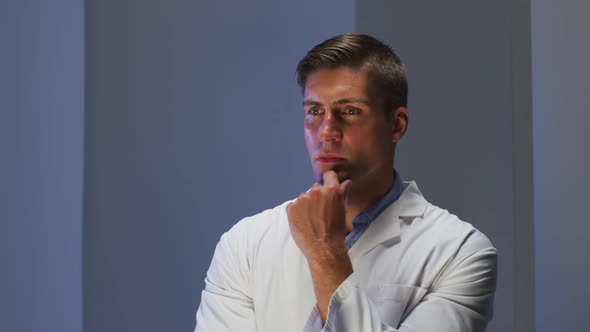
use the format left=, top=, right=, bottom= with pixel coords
left=224, top=199, right=293, bottom=240
left=399, top=181, right=495, bottom=252
left=213, top=199, right=295, bottom=268
left=419, top=196, right=495, bottom=254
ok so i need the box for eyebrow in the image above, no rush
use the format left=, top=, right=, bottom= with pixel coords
left=302, top=98, right=371, bottom=107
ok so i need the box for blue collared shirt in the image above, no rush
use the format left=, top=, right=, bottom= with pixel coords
left=345, top=171, right=407, bottom=248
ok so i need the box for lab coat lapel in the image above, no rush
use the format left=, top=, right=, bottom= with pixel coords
left=348, top=181, right=428, bottom=258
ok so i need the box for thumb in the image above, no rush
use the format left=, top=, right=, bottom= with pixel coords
left=339, top=179, right=352, bottom=197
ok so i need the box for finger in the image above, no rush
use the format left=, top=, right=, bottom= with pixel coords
left=311, top=183, right=322, bottom=190
left=339, top=179, right=352, bottom=196
left=286, top=201, right=295, bottom=217
left=288, top=192, right=307, bottom=210
left=309, top=184, right=322, bottom=198
left=322, top=170, right=340, bottom=188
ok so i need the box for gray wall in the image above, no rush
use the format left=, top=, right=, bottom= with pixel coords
left=83, top=1, right=353, bottom=331
left=532, top=0, right=590, bottom=331
left=356, top=2, right=514, bottom=331
left=5, top=1, right=589, bottom=331
left=0, top=1, right=85, bottom=332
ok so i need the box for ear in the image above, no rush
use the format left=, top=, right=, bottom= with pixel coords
left=390, top=107, right=409, bottom=143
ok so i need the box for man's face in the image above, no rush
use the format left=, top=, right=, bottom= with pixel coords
left=303, top=67, right=395, bottom=188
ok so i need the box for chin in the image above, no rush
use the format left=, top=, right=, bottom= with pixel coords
left=315, top=167, right=351, bottom=184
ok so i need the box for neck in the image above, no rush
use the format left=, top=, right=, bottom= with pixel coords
left=343, top=170, right=394, bottom=231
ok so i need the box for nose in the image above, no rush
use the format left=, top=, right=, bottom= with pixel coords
left=319, top=110, right=342, bottom=143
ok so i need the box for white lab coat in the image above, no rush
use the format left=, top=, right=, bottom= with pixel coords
left=195, top=182, right=497, bottom=332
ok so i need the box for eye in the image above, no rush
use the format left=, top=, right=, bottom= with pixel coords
left=307, top=107, right=323, bottom=116
left=343, top=107, right=360, bottom=115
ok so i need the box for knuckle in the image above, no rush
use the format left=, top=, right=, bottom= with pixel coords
left=296, top=192, right=308, bottom=201
left=293, top=193, right=310, bottom=207
left=326, top=186, right=339, bottom=196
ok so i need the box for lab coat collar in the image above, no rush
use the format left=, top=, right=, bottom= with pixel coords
left=348, top=181, right=428, bottom=258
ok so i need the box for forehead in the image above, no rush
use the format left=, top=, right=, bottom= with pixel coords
left=303, top=67, right=370, bottom=102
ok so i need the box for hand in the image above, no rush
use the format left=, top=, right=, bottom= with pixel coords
left=287, top=170, right=352, bottom=262
left=287, top=170, right=353, bottom=322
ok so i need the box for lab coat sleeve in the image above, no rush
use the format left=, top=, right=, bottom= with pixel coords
left=195, top=229, right=257, bottom=332
left=303, top=246, right=497, bottom=332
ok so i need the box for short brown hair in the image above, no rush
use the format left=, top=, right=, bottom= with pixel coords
left=296, top=33, right=407, bottom=115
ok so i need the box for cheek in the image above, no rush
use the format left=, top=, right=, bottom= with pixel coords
left=350, top=129, right=390, bottom=157
left=303, top=126, right=317, bottom=148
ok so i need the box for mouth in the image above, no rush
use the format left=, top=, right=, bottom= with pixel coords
left=314, top=153, right=346, bottom=164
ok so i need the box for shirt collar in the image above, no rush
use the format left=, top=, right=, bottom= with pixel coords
left=352, top=170, right=406, bottom=225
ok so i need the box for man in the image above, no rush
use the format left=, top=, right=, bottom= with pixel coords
left=195, top=33, right=497, bottom=332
